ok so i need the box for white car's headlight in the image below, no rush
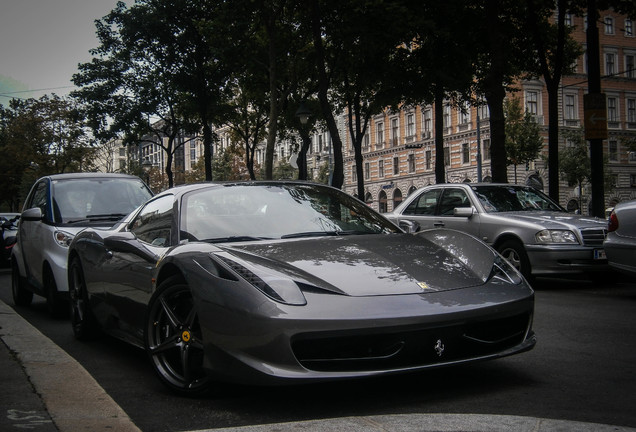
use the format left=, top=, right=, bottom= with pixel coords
left=535, top=229, right=578, bottom=244
left=54, top=230, right=75, bottom=247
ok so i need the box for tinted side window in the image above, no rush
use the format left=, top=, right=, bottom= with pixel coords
left=438, top=189, right=471, bottom=216
left=26, top=181, right=51, bottom=221
left=403, top=189, right=441, bottom=215
left=130, top=195, right=173, bottom=247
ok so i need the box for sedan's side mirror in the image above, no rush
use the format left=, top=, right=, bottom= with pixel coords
left=21, top=207, right=43, bottom=222
left=399, top=219, right=420, bottom=233
left=454, top=207, right=474, bottom=218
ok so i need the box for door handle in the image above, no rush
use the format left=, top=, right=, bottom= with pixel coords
left=433, top=221, right=445, bottom=227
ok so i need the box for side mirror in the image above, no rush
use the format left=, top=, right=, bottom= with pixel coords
left=454, top=207, right=474, bottom=218
left=21, top=207, right=43, bottom=222
left=399, top=219, right=420, bottom=233
left=104, top=232, right=158, bottom=261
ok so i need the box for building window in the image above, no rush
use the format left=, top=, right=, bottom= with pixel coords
left=364, top=162, right=370, bottom=180
left=607, top=97, right=618, bottom=123
left=376, top=122, right=384, bottom=149
left=379, top=191, right=388, bottom=213
left=352, top=165, right=357, bottom=182
left=605, top=52, right=616, bottom=75
left=422, top=108, right=432, bottom=136
left=408, top=153, right=415, bottom=173
left=626, top=54, right=635, bottom=78
left=393, top=157, right=399, bottom=175
left=363, top=130, right=370, bottom=150
left=625, top=19, right=634, bottom=37
left=462, top=143, right=470, bottom=164
left=406, top=113, right=415, bottom=138
left=627, top=98, right=636, bottom=125
left=631, top=174, right=636, bottom=187
left=425, top=150, right=432, bottom=170
left=393, top=189, right=403, bottom=209
left=630, top=151, right=636, bottom=163
left=483, top=139, right=491, bottom=161
left=604, top=16, right=614, bottom=35
left=443, top=104, right=451, bottom=130
left=564, top=13, right=573, bottom=27
left=379, top=159, right=384, bottom=178
left=477, top=101, right=489, bottom=120
left=564, top=94, right=577, bottom=119
left=526, top=90, right=539, bottom=115
left=390, top=118, right=399, bottom=146
left=458, top=101, right=470, bottom=125
left=609, top=140, right=618, bottom=162
left=443, top=147, right=450, bottom=166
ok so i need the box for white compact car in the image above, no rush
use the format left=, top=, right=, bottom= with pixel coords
left=604, top=199, right=636, bottom=278
left=11, top=173, right=153, bottom=316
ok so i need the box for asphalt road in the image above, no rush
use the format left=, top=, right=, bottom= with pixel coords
left=1, top=269, right=635, bottom=432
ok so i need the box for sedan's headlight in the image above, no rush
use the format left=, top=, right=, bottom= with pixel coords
left=535, top=229, right=578, bottom=244
left=54, top=230, right=75, bottom=247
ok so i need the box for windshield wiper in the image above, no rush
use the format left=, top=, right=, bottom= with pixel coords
left=65, top=214, right=127, bottom=224
left=204, top=236, right=273, bottom=243
left=281, top=231, right=340, bottom=239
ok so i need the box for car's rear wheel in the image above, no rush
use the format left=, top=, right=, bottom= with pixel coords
left=69, top=257, right=99, bottom=340
left=12, top=261, right=33, bottom=307
left=145, top=276, right=210, bottom=395
left=44, top=268, right=67, bottom=318
left=497, top=239, right=531, bottom=280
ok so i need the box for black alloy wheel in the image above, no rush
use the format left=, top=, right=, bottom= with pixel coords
left=11, top=261, right=33, bottom=307
left=68, top=257, right=99, bottom=340
left=145, top=276, right=210, bottom=395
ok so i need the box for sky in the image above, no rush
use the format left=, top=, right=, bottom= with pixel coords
left=0, top=0, right=125, bottom=106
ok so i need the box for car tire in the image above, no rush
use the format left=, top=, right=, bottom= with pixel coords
left=144, top=275, right=211, bottom=395
left=44, top=268, right=68, bottom=319
left=497, top=239, right=532, bottom=281
left=69, top=257, right=100, bottom=340
left=12, top=261, right=33, bottom=307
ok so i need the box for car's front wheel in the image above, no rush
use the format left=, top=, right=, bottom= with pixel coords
left=44, top=268, right=67, bottom=318
left=12, top=261, right=33, bottom=307
left=497, top=239, right=531, bottom=281
left=144, top=276, right=211, bottom=395
left=69, top=257, right=99, bottom=340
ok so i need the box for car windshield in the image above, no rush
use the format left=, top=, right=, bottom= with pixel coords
left=181, top=183, right=400, bottom=242
left=472, top=185, right=564, bottom=213
left=52, top=177, right=153, bottom=223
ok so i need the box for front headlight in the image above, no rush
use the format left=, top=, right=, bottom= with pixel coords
left=53, top=230, right=75, bottom=248
left=490, top=255, right=523, bottom=285
left=535, top=229, right=578, bottom=244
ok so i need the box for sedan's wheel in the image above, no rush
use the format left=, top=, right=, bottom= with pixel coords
left=45, top=269, right=68, bottom=318
left=12, top=261, right=33, bottom=307
left=497, top=239, right=532, bottom=281
left=69, top=258, right=99, bottom=340
left=145, top=276, right=210, bottom=395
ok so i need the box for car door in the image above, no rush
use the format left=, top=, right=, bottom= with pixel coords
left=433, top=187, right=480, bottom=236
left=19, top=180, right=51, bottom=288
left=398, top=187, right=442, bottom=230
left=101, top=195, right=174, bottom=341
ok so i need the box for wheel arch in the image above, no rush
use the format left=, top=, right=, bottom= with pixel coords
left=155, top=263, right=186, bottom=289
left=492, top=233, right=525, bottom=251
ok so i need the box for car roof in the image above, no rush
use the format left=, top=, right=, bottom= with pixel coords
left=152, top=180, right=334, bottom=200
left=40, top=172, right=143, bottom=181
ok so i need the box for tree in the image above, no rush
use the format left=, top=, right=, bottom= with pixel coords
left=504, top=97, right=544, bottom=183
left=559, top=130, right=591, bottom=205
left=525, top=0, right=583, bottom=201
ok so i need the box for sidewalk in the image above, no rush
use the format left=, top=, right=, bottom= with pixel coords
left=1, top=297, right=636, bottom=432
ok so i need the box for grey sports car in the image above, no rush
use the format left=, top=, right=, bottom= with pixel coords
left=67, top=182, right=535, bottom=395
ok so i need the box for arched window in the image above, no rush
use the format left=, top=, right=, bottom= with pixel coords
left=393, top=189, right=403, bottom=210
left=408, top=186, right=417, bottom=196
left=364, top=192, right=373, bottom=206
left=526, top=174, right=544, bottom=190
left=379, top=191, right=388, bottom=213
left=566, top=199, right=579, bottom=213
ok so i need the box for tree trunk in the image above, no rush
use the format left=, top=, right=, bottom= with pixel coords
left=434, top=89, right=445, bottom=184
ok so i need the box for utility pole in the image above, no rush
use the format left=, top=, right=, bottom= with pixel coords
left=585, top=0, right=607, bottom=218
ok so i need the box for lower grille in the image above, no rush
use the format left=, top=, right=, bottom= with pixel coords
left=581, top=228, right=607, bottom=247
left=292, top=313, right=531, bottom=372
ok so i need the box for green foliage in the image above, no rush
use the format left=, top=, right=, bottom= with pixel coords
left=559, top=130, right=591, bottom=188
left=504, top=96, right=544, bottom=166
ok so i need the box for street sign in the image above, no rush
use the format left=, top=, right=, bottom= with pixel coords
left=583, top=93, right=608, bottom=140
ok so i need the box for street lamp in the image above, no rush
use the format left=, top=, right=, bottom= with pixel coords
left=295, top=100, right=312, bottom=125
left=141, top=158, right=153, bottom=186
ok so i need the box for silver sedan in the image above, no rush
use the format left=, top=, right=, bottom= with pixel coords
left=604, top=199, right=636, bottom=277
left=386, top=183, right=609, bottom=280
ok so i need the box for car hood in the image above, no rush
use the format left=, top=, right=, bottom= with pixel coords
left=215, top=232, right=499, bottom=297
left=493, top=211, right=606, bottom=230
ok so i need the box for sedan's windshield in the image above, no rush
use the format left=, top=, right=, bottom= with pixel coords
left=52, top=178, right=152, bottom=223
left=181, top=184, right=399, bottom=242
left=472, top=185, right=564, bottom=213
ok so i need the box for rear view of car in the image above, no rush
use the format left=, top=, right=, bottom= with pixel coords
left=604, top=199, right=636, bottom=278
left=11, top=173, right=153, bottom=316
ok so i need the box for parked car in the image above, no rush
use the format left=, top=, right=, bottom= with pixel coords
left=67, top=181, right=535, bottom=394
left=11, top=173, right=153, bottom=316
left=385, top=183, right=609, bottom=280
left=1, top=213, right=20, bottom=267
left=604, top=199, right=636, bottom=278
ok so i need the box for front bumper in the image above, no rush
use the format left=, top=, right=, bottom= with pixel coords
left=526, top=244, right=609, bottom=275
